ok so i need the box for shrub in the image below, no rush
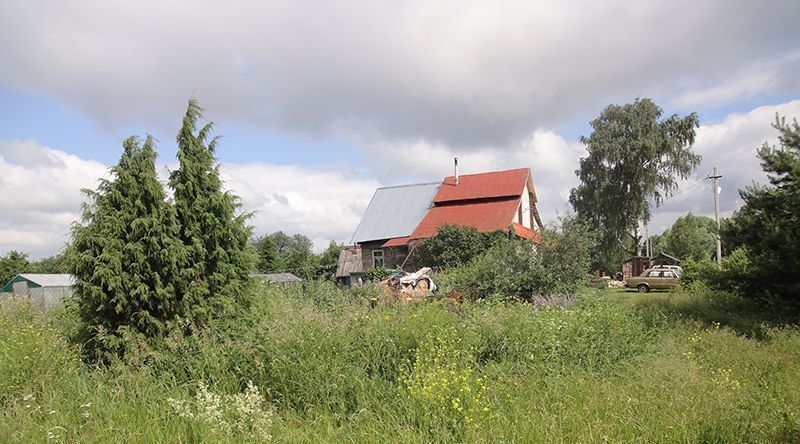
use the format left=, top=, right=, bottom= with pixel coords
left=436, top=218, right=593, bottom=302
left=415, top=225, right=507, bottom=268
left=363, top=266, right=389, bottom=282
left=682, top=247, right=755, bottom=296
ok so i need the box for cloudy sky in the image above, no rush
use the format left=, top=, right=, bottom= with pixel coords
left=1, top=0, right=799, bottom=258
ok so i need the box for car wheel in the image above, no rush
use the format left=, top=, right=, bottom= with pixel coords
left=637, top=284, right=650, bottom=293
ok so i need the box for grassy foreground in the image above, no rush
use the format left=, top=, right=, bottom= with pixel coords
left=1, top=283, right=799, bottom=443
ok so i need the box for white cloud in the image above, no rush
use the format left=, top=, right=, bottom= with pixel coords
left=648, top=99, right=800, bottom=234
left=670, top=51, right=800, bottom=110
left=351, top=128, right=582, bottom=224
left=0, top=0, right=798, bottom=150
left=219, top=163, right=379, bottom=250
left=0, top=140, right=379, bottom=257
left=3, top=98, right=800, bottom=258
left=0, top=140, right=107, bottom=257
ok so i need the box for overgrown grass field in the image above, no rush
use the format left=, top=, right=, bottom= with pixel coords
left=1, top=283, right=798, bottom=442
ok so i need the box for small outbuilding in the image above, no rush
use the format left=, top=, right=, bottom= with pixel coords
left=651, top=252, right=681, bottom=266
left=1, top=273, right=74, bottom=308
left=622, top=252, right=682, bottom=279
left=335, top=246, right=364, bottom=286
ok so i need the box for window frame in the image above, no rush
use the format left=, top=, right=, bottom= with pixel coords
left=372, top=249, right=384, bottom=268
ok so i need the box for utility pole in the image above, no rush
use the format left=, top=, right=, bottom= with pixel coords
left=710, top=166, right=723, bottom=270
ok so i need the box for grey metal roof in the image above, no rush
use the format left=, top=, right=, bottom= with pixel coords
left=18, top=274, right=75, bottom=287
left=251, top=273, right=303, bottom=283
left=351, top=182, right=440, bottom=243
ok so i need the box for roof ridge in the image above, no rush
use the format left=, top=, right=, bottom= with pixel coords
left=375, top=181, right=441, bottom=190
left=442, top=167, right=529, bottom=178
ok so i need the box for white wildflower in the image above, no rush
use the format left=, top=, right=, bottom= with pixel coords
left=168, top=380, right=273, bottom=441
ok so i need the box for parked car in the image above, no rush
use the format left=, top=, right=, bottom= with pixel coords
left=652, top=264, right=683, bottom=276
left=626, top=268, right=681, bottom=293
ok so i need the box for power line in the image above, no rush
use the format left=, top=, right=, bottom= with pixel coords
left=661, top=173, right=710, bottom=202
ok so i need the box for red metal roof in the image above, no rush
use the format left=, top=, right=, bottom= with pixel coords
left=433, top=168, right=530, bottom=203
left=410, top=197, right=521, bottom=240
left=381, top=236, right=411, bottom=248
left=512, top=222, right=541, bottom=243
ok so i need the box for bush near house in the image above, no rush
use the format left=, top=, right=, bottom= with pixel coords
left=436, top=217, right=595, bottom=301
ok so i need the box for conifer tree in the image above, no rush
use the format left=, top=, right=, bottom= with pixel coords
left=725, top=117, right=800, bottom=301
left=69, top=136, right=184, bottom=351
left=169, top=100, right=254, bottom=323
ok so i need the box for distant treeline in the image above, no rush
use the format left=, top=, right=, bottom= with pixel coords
left=0, top=251, right=68, bottom=286
left=252, top=232, right=341, bottom=281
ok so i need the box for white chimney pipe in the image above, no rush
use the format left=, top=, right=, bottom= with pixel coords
left=454, top=157, right=459, bottom=186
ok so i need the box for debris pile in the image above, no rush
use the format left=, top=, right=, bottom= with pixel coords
left=378, top=267, right=437, bottom=303
left=608, top=280, right=626, bottom=288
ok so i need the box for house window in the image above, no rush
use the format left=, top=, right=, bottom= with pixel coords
left=372, top=250, right=384, bottom=268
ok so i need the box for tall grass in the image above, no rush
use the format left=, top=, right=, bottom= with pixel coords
left=1, top=283, right=798, bottom=442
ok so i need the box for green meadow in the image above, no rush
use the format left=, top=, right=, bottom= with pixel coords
left=2, top=283, right=798, bottom=443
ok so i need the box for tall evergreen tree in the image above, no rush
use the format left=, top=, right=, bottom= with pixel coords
left=169, top=100, right=254, bottom=323
left=253, top=235, right=280, bottom=273
left=725, top=116, right=800, bottom=301
left=69, top=136, right=184, bottom=350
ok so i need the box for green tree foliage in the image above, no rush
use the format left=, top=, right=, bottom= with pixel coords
left=0, top=251, right=30, bottom=286
left=282, top=236, right=318, bottom=280
left=253, top=232, right=337, bottom=280
left=317, top=241, right=342, bottom=280
left=648, top=231, right=669, bottom=256
left=69, top=136, right=185, bottom=349
left=569, top=98, right=701, bottom=271
left=723, top=117, right=800, bottom=302
left=656, top=213, right=717, bottom=261
left=169, top=100, right=254, bottom=322
left=437, top=218, right=595, bottom=301
left=30, top=253, right=69, bottom=274
left=415, top=225, right=507, bottom=268
left=363, top=266, right=389, bottom=282
left=253, top=235, right=280, bottom=273
left=1, top=251, right=70, bottom=288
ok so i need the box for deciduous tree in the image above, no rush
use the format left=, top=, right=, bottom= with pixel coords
left=415, top=225, right=506, bottom=269
left=569, top=98, right=700, bottom=271
left=0, top=251, right=29, bottom=286
left=656, top=213, right=717, bottom=261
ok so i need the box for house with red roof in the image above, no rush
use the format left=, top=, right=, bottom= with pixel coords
left=335, top=167, right=543, bottom=284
